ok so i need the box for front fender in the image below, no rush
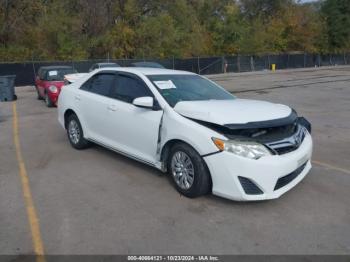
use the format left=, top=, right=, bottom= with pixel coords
left=160, top=109, right=225, bottom=158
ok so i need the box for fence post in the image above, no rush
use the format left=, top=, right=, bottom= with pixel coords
left=304, top=53, right=306, bottom=68
left=344, top=52, right=346, bottom=65
left=222, top=56, right=225, bottom=73
left=197, top=57, right=200, bottom=74
left=31, top=54, right=36, bottom=83
left=237, top=55, right=240, bottom=72
left=250, top=56, right=254, bottom=71
left=172, top=56, right=175, bottom=69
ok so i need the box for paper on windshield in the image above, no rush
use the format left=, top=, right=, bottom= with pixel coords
left=48, top=70, right=58, bottom=76
left=154, top=80, right=176, bottom=90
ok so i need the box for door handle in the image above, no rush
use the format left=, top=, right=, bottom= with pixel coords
left=107, top=105, right=117, bottom=111
left=74, top=95, right=81, bottom=101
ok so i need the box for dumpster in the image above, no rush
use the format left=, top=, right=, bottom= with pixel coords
left=0, top=75, right=16, bottom=102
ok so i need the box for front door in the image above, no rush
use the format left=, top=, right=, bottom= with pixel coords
left=105, top=72, right=163, bottom=164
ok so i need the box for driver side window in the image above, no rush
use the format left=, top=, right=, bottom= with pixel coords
left=110, top=73, right=153, bottom=103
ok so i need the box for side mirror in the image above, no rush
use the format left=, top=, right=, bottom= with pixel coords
left=132, top=96, right=154, bottom=109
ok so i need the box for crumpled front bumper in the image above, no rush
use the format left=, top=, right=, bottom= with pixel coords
left=203, top=133, right=313, bottom=201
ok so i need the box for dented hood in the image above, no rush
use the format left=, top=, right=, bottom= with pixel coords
left=173, top=99, right=292, bottom=125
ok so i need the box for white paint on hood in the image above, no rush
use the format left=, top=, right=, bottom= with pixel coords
left=174, top=99, right=292, bottom=125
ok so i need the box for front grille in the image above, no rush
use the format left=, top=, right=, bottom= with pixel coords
left=238, top=176, right=263, bottom=195
left=273, top=145, right=298, bottom=155
left=274, top=161, right=308, bottom=191
left=265, top=125, right=306, bottom=155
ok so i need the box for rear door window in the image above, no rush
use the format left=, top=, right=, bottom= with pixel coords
left=80, top=73, right=115, bottom=97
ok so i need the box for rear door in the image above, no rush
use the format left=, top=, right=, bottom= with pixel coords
left=76, top=71, right=116, bottom=143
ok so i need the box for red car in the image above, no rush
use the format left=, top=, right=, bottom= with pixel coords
left=35, top=66, right=77, bottom=107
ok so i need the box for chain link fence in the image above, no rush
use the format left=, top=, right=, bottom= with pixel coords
left=0, top=53, right=349, bottom=86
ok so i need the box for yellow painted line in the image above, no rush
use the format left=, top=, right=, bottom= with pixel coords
left=12, top=102, right=46, bottom=262
left=312, top=160, right=350, bottom=175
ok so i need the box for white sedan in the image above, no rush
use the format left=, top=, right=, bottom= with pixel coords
left=58, top=68, right=313, bottom=201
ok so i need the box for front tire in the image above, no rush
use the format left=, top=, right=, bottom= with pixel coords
left=168, top=142, right=211, bottom=198
left=66, top=114, right=90, bottom=150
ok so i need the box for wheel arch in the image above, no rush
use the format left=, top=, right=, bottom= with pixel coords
left=160, top=139, right=185, bottom=164
left=64, top=109, right=77, bottom=129
left=160, top=139, right=210, bottom=170
left=161, top=138, right=213, bottom=192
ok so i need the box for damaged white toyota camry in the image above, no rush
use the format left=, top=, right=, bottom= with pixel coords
left=58, top=68, right=312, bottom=201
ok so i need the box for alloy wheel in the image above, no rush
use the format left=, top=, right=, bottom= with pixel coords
left=171, top=151, right=195, bottom=190
left=68, top=120, right=80, bottom=144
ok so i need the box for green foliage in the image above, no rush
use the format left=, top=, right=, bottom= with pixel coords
left=321, top=0, right=350, bottom=52
left=0, top=0, right=348, bottom=62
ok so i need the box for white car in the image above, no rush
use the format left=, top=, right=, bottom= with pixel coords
left=58, top=68, right=313, bottom=201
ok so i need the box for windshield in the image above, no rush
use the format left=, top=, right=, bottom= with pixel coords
left=46, top=68, right=77, bottom=81
left=147, top=74, right=235, bottom=107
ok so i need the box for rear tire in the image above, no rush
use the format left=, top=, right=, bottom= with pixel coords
left=45, top=93, right=54, bottom=107
left=66, top=114, right=90, bottom=150
left=167, top=142, right=211, bottom=198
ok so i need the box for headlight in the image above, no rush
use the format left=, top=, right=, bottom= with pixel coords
left=48, top=85, right=58, bottom=93
left=212, top=138, right=271, bottom=159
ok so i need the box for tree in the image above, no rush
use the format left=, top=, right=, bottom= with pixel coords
left=321, top=0, right=350, bottom=52
left=0, top=0, right=347, bottom=62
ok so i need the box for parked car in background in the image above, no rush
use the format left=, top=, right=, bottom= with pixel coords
left=88, top=62, right=120, bottom=72
left=35, top=66, right=77, bottom=107
left=131, top=61, right=164, bottom=68
left=58, top=68, right=312, bottom=201
left=64, top=73, right=87, bottom=85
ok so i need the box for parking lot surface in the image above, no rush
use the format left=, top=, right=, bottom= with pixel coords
left=0, top=66, right=349, bottom=255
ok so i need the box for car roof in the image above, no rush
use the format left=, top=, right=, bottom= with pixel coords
left=39, top=66, right=73, bottom=70
left=97, top=67, right=195, bottom=76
